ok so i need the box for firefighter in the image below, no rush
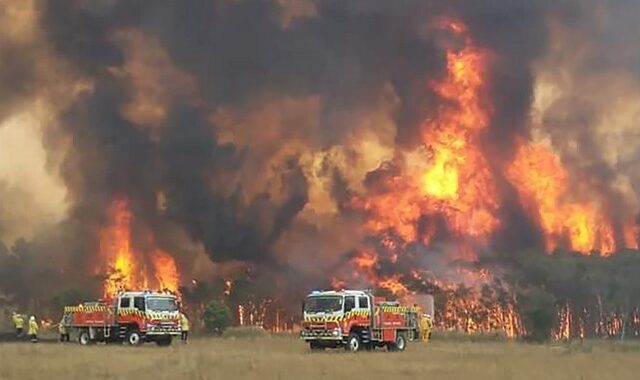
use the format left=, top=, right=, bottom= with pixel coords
left=420, top=313, right=433, bottom=343
left=12, top=312, right=25, bottom=338
left=28, top=316, right=39, bottom=343
left=180, top=312, right=189, bottom=343
left=58, top=318, right=70, bottom=342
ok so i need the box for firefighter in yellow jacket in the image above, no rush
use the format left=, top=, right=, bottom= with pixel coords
left=12, top=312, right=24, bottom=337
left=28, top=316, right=39, bottom=343
left=420, top=313, right=433, bottom=343
left=180, top=312, right=189, bottom=343
left=58, top=318, right=70, bottom=342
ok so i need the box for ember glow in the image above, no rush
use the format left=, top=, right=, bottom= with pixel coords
left=100, top=198, right=179, bottom=297
left=439, top=294, right=524, bottom=339
left=551, top=302, right=640, bottom=340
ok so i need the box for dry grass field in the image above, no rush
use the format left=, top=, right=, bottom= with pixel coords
left=0, top=333, right=638, bottom=380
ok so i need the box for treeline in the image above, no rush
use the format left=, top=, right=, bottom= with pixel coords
left=503, top=248, right=640, bottom=341
left=0, top=239, right=102, bottom=318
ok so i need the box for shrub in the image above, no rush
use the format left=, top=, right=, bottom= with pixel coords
left=203, top=300, right=232, bottom=335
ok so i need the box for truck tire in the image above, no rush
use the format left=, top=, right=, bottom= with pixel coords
left=126, top=329, right=142, bottom=346
left=309, top=341, right=324, bottom=352
left=78, top=329, right=91, bottom=346
left=388, top=332, right=407, bottom=352
left=346, top=333, right=362, bottom=352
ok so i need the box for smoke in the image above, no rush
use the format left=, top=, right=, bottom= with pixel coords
left=533, top=0, right=640, bottom=215
left=0, top=0, right=638, bottom=329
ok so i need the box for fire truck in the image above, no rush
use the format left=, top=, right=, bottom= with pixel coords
left=300, top=289, right=424, bottom=352
left=62, top=291, right=181, bottom=346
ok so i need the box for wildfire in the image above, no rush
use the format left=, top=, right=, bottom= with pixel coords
left=550, top=302, right=640, bottom=340
left=100, top=198, right=179, bottom=297
left=506, top=142, right=634, bottom=255
left=224, top=279, right=233, bottom=296
left=152, top=249, right=179, bottom=293
left=438, top=296, right=524, bottom=338
left=378, top=276, right=409, bottom=296
left=353, top=19, right=499, bottom=251
left=624, top=224, right=639, bottom=250
left=353, top=250, right=378, bottom=270
left=419, top=37, right=499, bottom=239
left=236, top=299, right=271, bottom=327
left=341, top=21, right=522, bottom=337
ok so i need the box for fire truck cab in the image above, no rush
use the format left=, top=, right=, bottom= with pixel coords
left=62, top=291, right=181, bottom=346
left=300, top=289, right=422, bottom=352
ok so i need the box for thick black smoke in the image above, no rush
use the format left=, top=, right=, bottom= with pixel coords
left=37, top=0, right=448, bottom=267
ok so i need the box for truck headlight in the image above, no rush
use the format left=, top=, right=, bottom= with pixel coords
left=332, top=328, right=341, bottom=337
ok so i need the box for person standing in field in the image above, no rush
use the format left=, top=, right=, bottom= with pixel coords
left=28, top=316, right=39, bottom=343
left=58, top=317, right=70, bottom=342
left=180, top=312, right=189, bottom=343
left=420, top=313, right=433, bottom=343
left=12, top=312, right=24, bottom=338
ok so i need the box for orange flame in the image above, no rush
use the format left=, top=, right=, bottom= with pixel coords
left=224, top=279, right=233, bottom=296
left=152, top=249, right=179, bottom=293
left=378, top=276, right=409, bottom=296
left=353, top=250, right=378, bottom=270
left=353, top=20, right=499, bottom=251
left=439, top=296, right=524, bottom=338
left=624, top=223, right=639, bottom=250
left=419, top=38, right=499, bottom=239
left=506, top=142, right=633, bottom=255
left=100, top=198, right=179, bottom=297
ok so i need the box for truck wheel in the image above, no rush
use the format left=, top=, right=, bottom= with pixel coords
left=78, top=330, right=91, bottom=346
left=346, top=333, right=361, bottom=352
left=156, top=336, right=172, bottom=347
left=393, top=332, right=407, bottom=352
left=126, top=330, right=142, bottom=346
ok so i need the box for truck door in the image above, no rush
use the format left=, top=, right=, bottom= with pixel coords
left=133, top=296, right=146, bottom=313
left=356, top=295, right=371, bottom=327
left=118, top=296, right=136, bottom=323
left=119, top=296, right=132, bottom=310
left=356, top=296, right=369, bottom=314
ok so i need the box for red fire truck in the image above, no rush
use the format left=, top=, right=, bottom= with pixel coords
left=300, top=289, right=423, bottom=352
left=62, top=291, right=181, bottom=346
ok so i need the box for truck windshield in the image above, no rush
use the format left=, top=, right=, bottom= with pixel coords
left=305, top=296, right=343, bottom=313
left=146, top=297, right=178, bottom=312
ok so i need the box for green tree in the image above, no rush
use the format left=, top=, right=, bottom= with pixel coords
left=203, top=300, right=232, bottom=335
left=518, top=288, right=557, bottom=342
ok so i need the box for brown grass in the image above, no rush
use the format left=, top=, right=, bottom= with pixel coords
left=0, top=334, right=638, bottom=380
